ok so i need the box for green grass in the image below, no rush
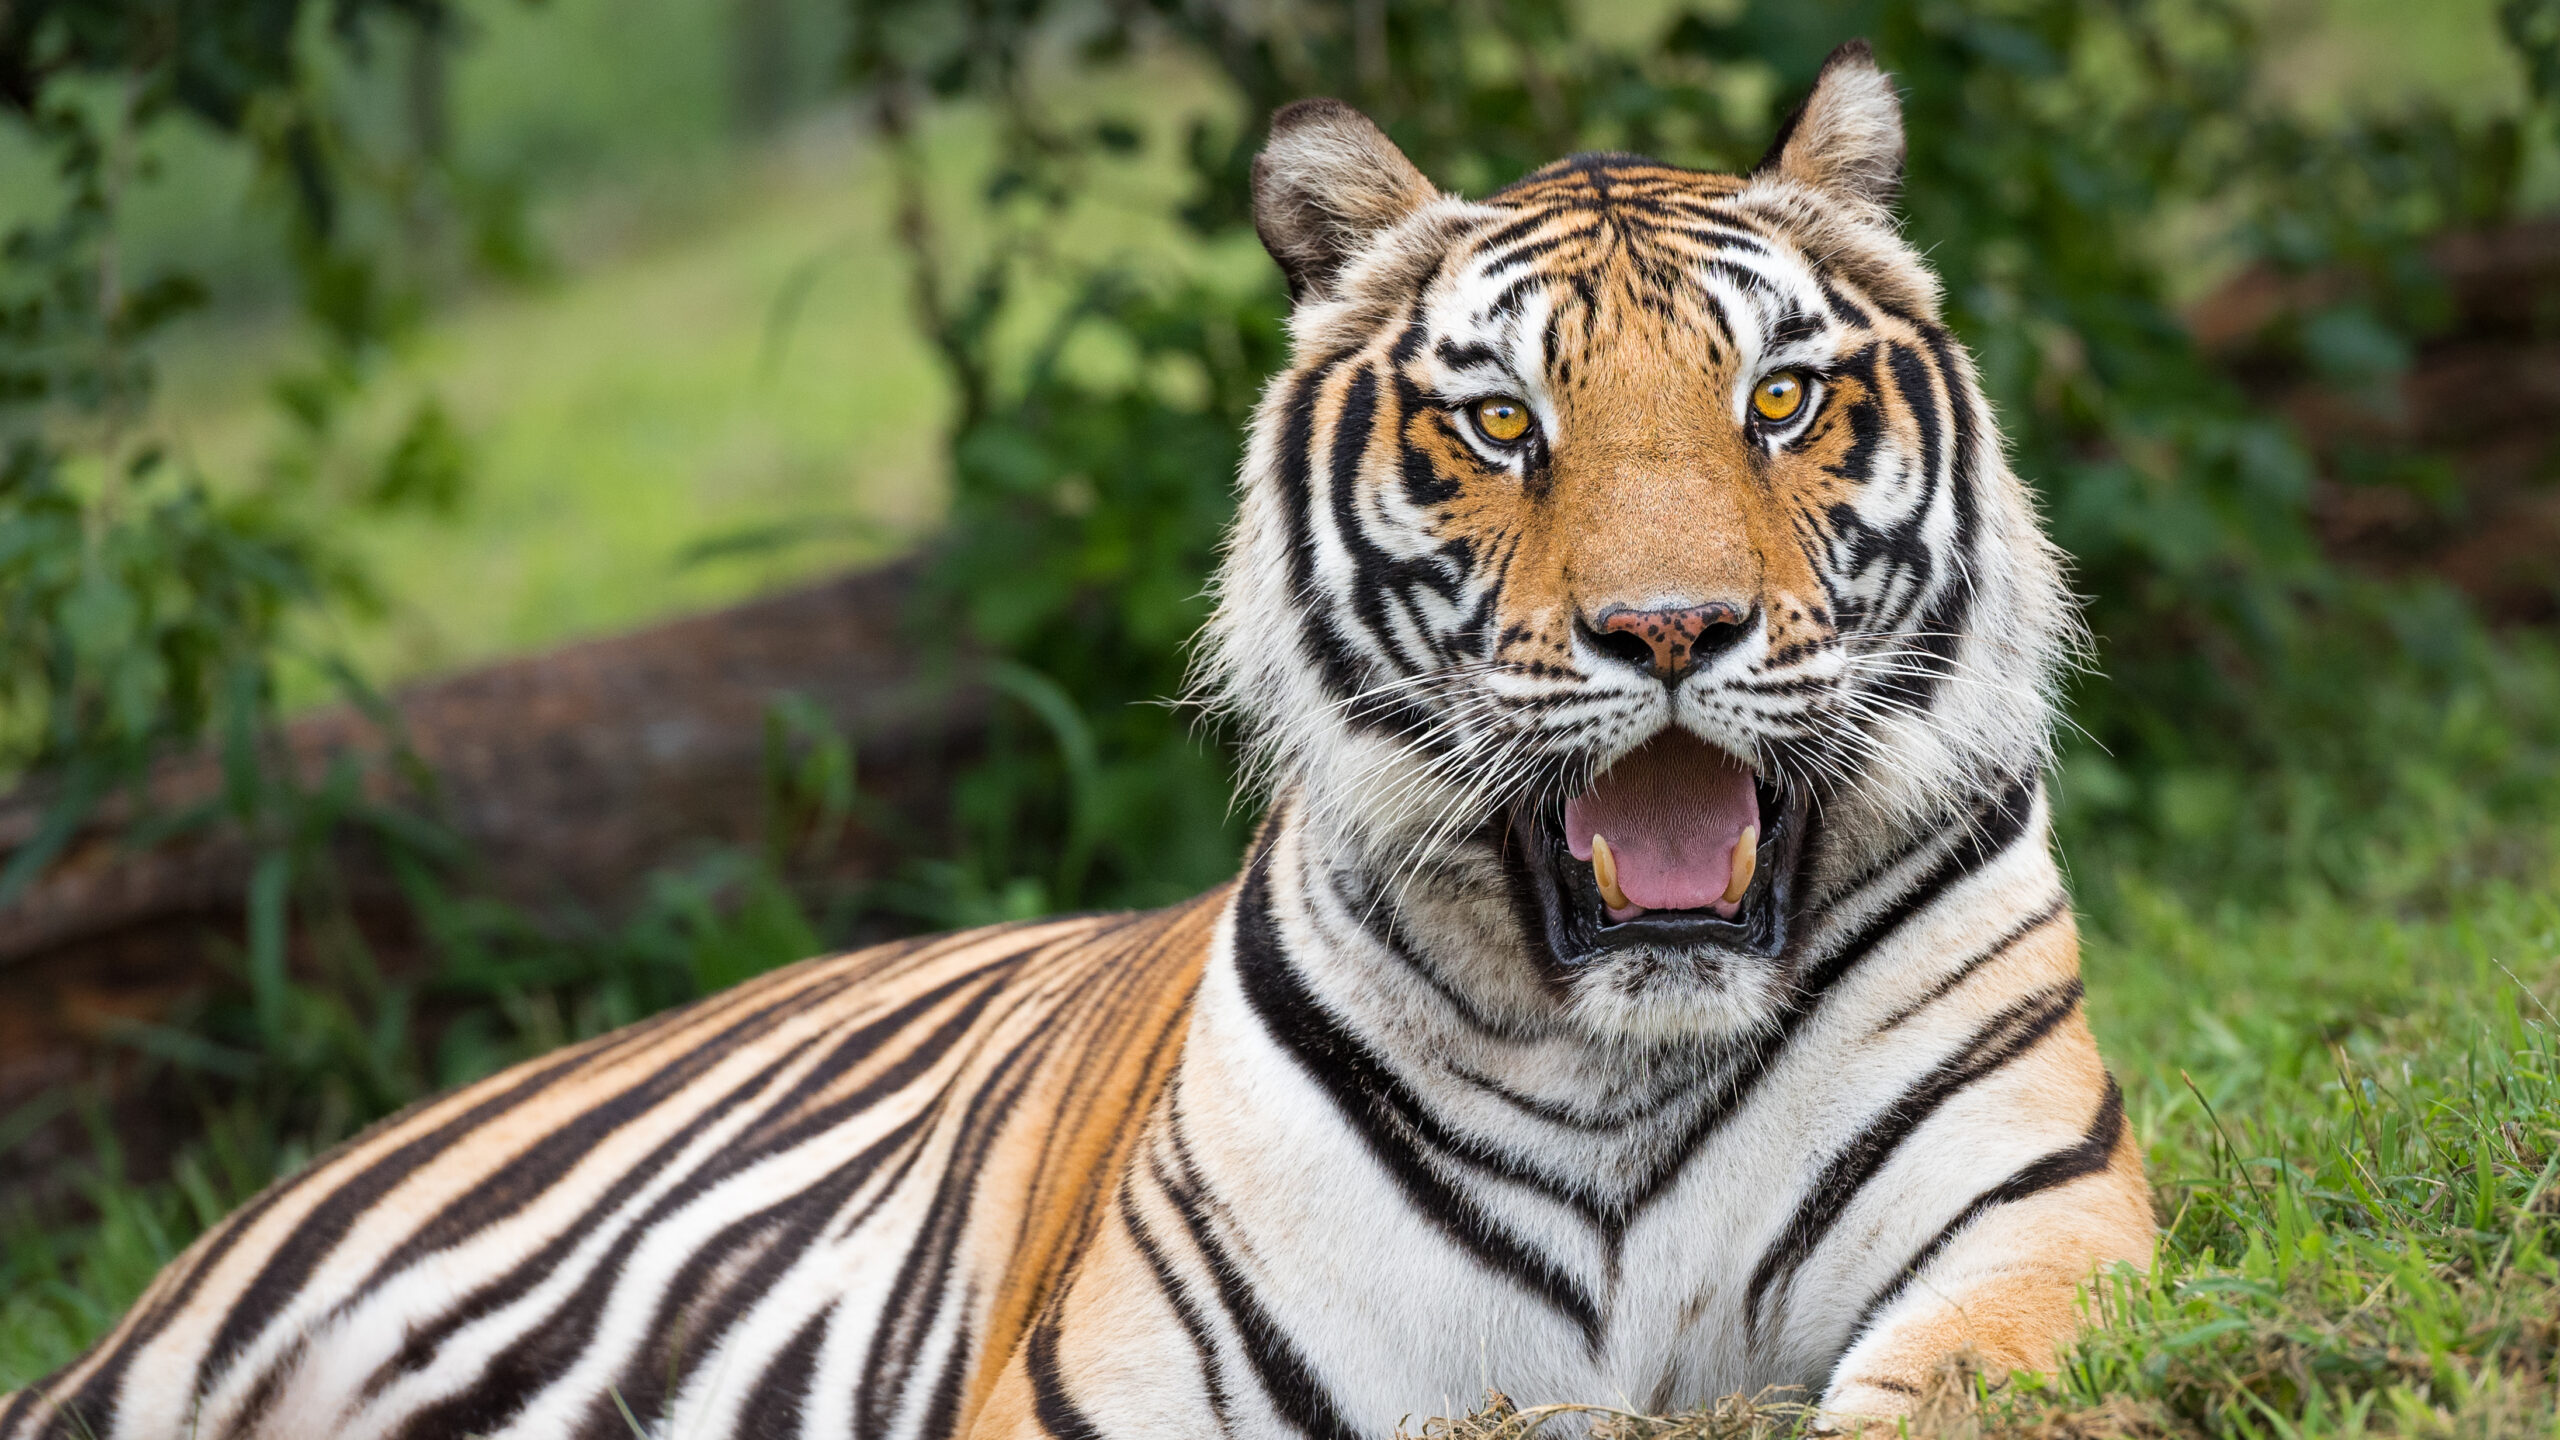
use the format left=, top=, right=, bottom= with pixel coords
left=2062, top=882, right=2560, bottom=1436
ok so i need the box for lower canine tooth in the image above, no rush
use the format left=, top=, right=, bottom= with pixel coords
left=1591, top=834, right=1631, bottom=910
left=1722, top=825, right=1759, bottom=904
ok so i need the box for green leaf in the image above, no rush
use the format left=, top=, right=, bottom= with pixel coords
left=247, top=850, right=294, bottom=1048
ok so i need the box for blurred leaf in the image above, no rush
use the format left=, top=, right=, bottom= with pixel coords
left=369, top=398, right=471, bottom=516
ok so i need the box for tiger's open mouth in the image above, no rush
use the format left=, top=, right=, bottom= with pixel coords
left=1509, top=729, right=1808, bottom=968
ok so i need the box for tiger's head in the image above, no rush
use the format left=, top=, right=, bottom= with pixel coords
left=1202, top=43, right=2077, bottom=1032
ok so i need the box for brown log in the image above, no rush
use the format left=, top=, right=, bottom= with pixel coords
left=0, top=561, right=973, bottom=966
left=0, top=560, right=981, bottom=1169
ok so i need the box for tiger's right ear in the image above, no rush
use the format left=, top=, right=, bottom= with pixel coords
left=1253, top=99, right=1439, bottom=303
left=1754, top=40, right=1905, bottom=220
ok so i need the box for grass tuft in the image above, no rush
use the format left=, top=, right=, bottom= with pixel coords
left=1399, top=1389, right=1817, bottom=1440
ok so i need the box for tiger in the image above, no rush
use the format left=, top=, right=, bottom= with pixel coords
left=2, top=40, right=2154, bottom=1440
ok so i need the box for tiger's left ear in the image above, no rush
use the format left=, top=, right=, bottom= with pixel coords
left=1754, top=40, right=1905, bottom=219
left=1253, top=99, right=1441, bottom=303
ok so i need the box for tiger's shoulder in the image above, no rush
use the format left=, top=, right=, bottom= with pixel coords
left=0, top=889, right=1228, bottom=1440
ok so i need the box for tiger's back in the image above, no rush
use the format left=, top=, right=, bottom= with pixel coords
left=0, top=896, right=1221, bottom=1440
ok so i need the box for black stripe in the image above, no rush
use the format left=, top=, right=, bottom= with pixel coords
left=189, top=1033, right=630, bottom=1401
left=1394, top=376, right=1462, bottom=510
left=1843, top=1077, right=2127, bottom=1350
left=1155, top=1121, right=1361, bottom=1440
left=1888, top=341, right=1943, bottom=511
left=390, top=954, right=1024, bottom=1440
left=1743, top=981, right=2086, bottom=1339
left=1698, top=256, right=1777, bottom=299
left=854, top=981, right=1089, bottom=1439
left=728, top=937, right=1059, bottom=1162
left=1120, top=1187, right=1235, bottom=1429
left=733, top=1307, right=831, bottom=1439
left=913, top=1316, right=978, bottom=1440
left=1233, top=843, right=1607, bottom=1340
left=1276, top=356, right=1369, bottom=704
left=1817, top=340, right=1887, bottom=485
left=1025, top=1301, right=1107, bottom=1440
left=214, top=1334, right=305, bottom=1440
left=1871, top=895, right=2069, bottom=1034
left=853, top=909, right=1190, bottom=1434
left=1861, top=333, right=1970, bottom=700
left=1623, top=775, right=2039, bottom=1217
left=1805, top=775, right=2037, bottom=993
left=44, top=1011, right=667, bottom=1437
left=401, top=1104, right=936, bottom=1440
left=1921, top=326, right=1981, bottom=569
left=353, top=1038, right=815, bottom=1401
left=360, top=960, right=1013, bottom=1403
left=1478, top=232, right=1575, bottom=279
left=352, top=968, right=878, bottom=1299
left=1770, top=304, right=1824, bottom=348
left=1813, top=274, right=1871, bottom=327
left=1472, top=206, right=1559, bottom=253
left=1881, top=340, right=1946, bottom=643
left=865, top=914, right=1194, bottom=1439
left=1324, top=858, right=1523, bottom=1041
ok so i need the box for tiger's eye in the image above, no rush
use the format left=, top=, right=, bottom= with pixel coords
left=1473, top=396, right=1531, bottom=443
left=1752, top=371, right=1806, bottom=423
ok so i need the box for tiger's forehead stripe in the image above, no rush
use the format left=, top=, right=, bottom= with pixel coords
left=1448, top=211, right=1854, bottom=373
left=1486, top=153, right=1753, bottom=207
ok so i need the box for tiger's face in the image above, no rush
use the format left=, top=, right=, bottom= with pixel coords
left=1205, top=46, right=2074, bottom=1017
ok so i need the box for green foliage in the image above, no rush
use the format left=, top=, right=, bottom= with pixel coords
left=0, top=0, right=586, bottom=1172
left=2062, top=612, right=2560, bottom=919
left=0, top=0, right=475, bottom=856
left=908, top=280, right=1289, bottom=916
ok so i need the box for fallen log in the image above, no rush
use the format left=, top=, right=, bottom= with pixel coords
left=0, top=559, right=981, bottom=1161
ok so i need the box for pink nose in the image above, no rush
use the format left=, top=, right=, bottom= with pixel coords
left=1593, top=603, right=1749, bottom=679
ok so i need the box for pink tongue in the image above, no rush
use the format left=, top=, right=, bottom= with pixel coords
left=1565, top=732, right=1760, bottom=916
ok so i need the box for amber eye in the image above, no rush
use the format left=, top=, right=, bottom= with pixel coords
left=1472, top=396, right=1531, bottom=444
left=1752, top=370, right=1808, bottom=424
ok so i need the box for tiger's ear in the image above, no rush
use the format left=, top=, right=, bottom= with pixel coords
left=1754, top=40, right=1905, bottom=218
left=1253, top=99, right=1439, bottom=303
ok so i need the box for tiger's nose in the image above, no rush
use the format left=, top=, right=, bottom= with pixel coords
left=1589, top=602, right=1752, bottom=681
